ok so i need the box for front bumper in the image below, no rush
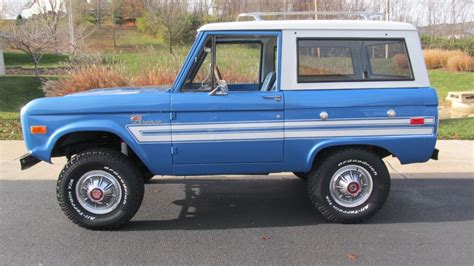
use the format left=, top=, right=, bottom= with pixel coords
left=19, top=153, right=40, bottom=170
left=431, top=148, right=439, bottom=160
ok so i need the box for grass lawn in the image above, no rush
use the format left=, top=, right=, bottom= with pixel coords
left=4, top=52, right=69, bottom=68
left=438, top=118, right=474, bottom=140
left=0, top=76, right=44, bottom=114
left=0, top=76, right=45, bottom=140
left=88, top=26, right=165, bottom=51
left=429, top=70, right=474, bottom=101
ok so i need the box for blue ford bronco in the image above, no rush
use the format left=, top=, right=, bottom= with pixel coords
left=20, top=19, right=439, bottom=229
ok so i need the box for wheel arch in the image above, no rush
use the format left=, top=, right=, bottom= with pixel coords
left=306, top=141, right=393, bottom=171
left=36, top=120, right=153, bottom=175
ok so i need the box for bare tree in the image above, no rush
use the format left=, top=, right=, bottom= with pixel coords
left=1, top=18, right=55, bottom=77
left=145, top=0, right=189, bottom=53
left=2, top=0, right=34, bottom=18
left=32, top=0, right=65, bottom=53
left=89, top=0, right=109, bottom=28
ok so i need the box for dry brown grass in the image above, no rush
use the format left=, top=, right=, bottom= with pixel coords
left=447, top=54, right=474, bottom=72
left=423, top=49, right=471, bottom=71
left=132, top=68, right=178, bottom=86
left=41, top=65, right=129, bottom=96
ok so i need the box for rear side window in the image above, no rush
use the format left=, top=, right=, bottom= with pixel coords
left=365, top=40, right=412, bottom=80
left=298, top=40, right=355, bottom=82
left=297, top=38, right=413, bottom=83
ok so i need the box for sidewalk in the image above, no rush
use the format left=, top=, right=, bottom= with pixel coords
left=0, top=140, right=472, bottom=180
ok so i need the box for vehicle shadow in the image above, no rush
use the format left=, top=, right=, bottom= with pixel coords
left=125, top=174, right=474, bottom=231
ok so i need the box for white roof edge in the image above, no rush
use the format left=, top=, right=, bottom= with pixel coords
left=198, top=20, right=417, bottom=32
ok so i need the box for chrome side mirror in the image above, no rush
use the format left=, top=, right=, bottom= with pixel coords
left=208, top=80, right=228, bottom=96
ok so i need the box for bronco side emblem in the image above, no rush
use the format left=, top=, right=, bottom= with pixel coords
left=130, top=115, right=142, bottom=122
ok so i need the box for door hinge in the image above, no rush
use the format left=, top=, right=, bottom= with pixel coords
left=170, top=146, right=177, bottom=155
left=170, top=112, right=176, bottom=120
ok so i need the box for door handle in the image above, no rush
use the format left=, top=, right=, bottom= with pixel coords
left=261, top=95, right=282, bottom=101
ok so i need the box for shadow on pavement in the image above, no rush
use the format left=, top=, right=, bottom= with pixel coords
left=125, top=175, right=474, bottom=231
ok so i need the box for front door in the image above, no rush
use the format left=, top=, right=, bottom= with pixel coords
left=170, top=32, right=283, bottom=164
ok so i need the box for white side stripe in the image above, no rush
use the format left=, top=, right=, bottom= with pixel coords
left=128, top=126, right=171, bottom=142
left=173, top=131, right=283, bottom=142
left=127, top=117, right=435, bottom=143
left=285, top=127, right=433, bottom=138
left=128, top=117, right=434, bottom=133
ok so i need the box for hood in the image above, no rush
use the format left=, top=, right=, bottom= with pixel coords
left=65, top=86, right=171, bottom=97
left=22, top=86, right=171, bottom=116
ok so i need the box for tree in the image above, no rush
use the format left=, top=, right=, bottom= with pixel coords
left=1, top=18, right=55, bottom=77
left=32, top=0, right=66, bottom=53
left=88, top=0, right=109, bottom=28
left=144, top=0, right=189, bottom=53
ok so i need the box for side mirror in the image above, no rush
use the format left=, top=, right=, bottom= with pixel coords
left=208, top=80, right=228, bottom=96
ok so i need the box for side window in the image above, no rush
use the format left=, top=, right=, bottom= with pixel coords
left=298, top=40, right=355, bottom=82
left=365, top=40, right=413, bottom=80
left=216, top=42, right=261, bottom=84
left=296, top=38, right=413, bottom=83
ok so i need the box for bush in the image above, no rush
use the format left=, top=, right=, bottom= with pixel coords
left=41, top=63, right=181, bottom=96
left=423, top=49, right=472, bottom=71
left=447, top=54, right=473, bottom=72
left=421, top=35, right=474, bottom=56
left=41, top=65, right=129, bottom=96
left=132, top=68, right=177, bottom=86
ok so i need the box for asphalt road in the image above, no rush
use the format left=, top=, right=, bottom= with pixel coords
left=1, top=141, right=473, bottom=265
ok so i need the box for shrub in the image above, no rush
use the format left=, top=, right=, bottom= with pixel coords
left=421, top=35, right=474, bottom=56
left=447, top=54, right=474, bottom=72
left=423, top=49, right=471, bottom=70
left=424, top=49, right=443, bottom=69
left=41, top=62, right=182, bottom=96
left=41, top=64, right=129, bottom=97
left=132, top=68, right=177, bottom=86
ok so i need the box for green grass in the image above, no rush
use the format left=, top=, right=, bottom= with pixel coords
left=0, top=76, right=45, bottom=140
left=0, top=76, right=44, bottom=114
left=429, top=70, right=474, bottom=101
left=88, top=26, right=166, bottom=50
left=438, top=118, right=474, bottom=140
left=4, top=52, right=69, bottom=68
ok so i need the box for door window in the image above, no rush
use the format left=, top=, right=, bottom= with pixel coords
left=181, top=35, right=277, bottom=92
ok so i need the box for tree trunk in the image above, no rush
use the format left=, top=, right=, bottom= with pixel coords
left=168, top=31, right=173, bottom=54
left=34, top=60, right=39, bottom=78
left=113, top=22, right=117, bottom=48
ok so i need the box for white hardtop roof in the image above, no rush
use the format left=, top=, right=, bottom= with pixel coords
left=199, top=20, right=417, bottom=32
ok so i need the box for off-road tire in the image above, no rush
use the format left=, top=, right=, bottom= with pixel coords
left=307, top=148, right=390, bottom=223
left=293, top=172, right=308, bottom=180
left=56, top=149, right=144, bottom=230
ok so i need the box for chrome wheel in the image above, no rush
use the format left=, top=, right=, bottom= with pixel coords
left=75, top=170, right=122, bottom=215
left=329, top=165, right=373, bottom=208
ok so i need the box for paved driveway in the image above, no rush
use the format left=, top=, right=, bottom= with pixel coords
left=0, top=141, right=473, bottom=264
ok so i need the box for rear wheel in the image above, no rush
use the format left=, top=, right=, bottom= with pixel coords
left=56, top=149, right=144, bottom=230
left=307, top=148, right=390, bottom=223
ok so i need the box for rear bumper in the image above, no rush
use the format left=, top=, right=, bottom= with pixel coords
left=19, top=153, right=40, bottom=170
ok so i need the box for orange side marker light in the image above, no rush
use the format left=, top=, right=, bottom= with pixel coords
left=30, top=125, right=47, bottom=134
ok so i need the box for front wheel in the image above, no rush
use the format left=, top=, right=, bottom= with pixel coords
left=56, top=149, right=144, bottom=230
left=307, top=148, right=390, bottom=223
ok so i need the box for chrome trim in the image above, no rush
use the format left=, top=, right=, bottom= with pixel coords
left=329, top=165, right=374, bottom=208
left=75, top=170, right=122, bottom=215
